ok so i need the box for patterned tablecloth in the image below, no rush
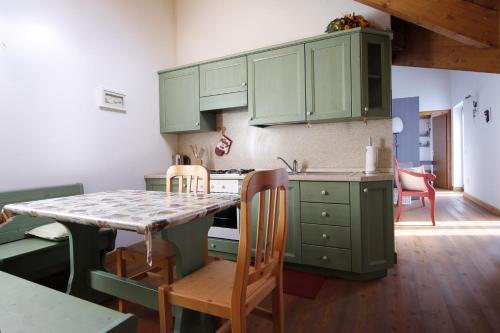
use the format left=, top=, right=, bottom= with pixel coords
left=0, top=190, right=240, bottom=264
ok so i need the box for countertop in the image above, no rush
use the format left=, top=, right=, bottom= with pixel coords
left=144, top=170, right=393, bottom=182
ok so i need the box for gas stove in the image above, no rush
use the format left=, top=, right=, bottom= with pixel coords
left=209, top=168, right=255, bottom=175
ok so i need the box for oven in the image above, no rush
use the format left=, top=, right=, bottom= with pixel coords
left=207, top=179, right=241, bottom=241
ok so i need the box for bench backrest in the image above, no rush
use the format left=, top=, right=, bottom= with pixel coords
left=0, top=183, right=84, bottom=245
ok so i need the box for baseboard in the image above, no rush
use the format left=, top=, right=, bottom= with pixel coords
left=453, top=187, right=464, bottom=192
left=463, top=192, right=500, bottom=217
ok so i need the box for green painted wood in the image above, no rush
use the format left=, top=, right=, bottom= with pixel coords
left=159, top=66, right=215, bottom=133
left=199, top=56, right=247, bottom=97
left=301, top=223, right=351, bottom=249
left=161, top=216, right=218, bottom=333
left=90, top=270, right=159, bottom=310
left=305, top=35, right=352, bottom=121
left=301, top=244, right=351, bottom=271
left=0, top=271, right=137, bottom=333
left=300, top=181, right=350, bottom=204
left=247, top=44, right=306, bottom=126
left=251, top=181, right=301, bottom=264
left=207, top=237, right=238, bottom=254
left=349, top=182, right=362, bottom=273
left=200, top=91, right=247, bottom=111
left=359, top=181, right=395, bottom=272
left=0, top=183, right=84, bottom=244
left=351, top=32, right=392, bottom=119
left=300, top=202, right=350, bottom=226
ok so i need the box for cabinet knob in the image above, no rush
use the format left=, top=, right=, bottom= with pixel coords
left=321, top=211, right=328, bottom=217
left=363, top=188, right=369, bottom=193
left=307, top=111, right=312, bottom=116
left=320, top=190, right=328, bottom=195
left=322, top=233, right=328, bottom=239
left=241, top=82, right=247, bottom=87
left=249, top=117, right=253, bottom=120
left=195, top=122, right=200, bottom=126
left=364, top=106, right=369, bottom=112
left=322, top=255, right=328, bottom=261
left=210, top=243, right=216, bottom=249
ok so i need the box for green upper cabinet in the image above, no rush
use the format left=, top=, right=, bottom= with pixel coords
left=199, top=57, right=248, bottom=111
left=351, top=32, right=392, bottom=119
left=247, top=45, right=306, bottom=126
left=251, top=181, right=301, bottom=264
left=159, top=66, right=215, bottom=133
left=305, top=35, right=352, bottom=122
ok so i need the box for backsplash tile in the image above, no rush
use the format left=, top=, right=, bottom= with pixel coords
left=177, top=109, right=392, bottom=171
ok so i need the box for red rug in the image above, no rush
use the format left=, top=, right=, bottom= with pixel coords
left=283, top=269, right=325, bottom=299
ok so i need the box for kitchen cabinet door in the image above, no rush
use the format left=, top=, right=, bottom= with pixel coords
left=305, top=35, right=351, bottom=121
left=247, top=45, right=306, bottom=125
left=352, top=33, right=391, bottom=119
left=159, top=66, right=215, bottom=133
left=251, top=181, right=301, bottom=264
left=350, top=181, right=394, bottom=273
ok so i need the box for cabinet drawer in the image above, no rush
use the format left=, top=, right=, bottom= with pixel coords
left=300, top=182, right=349, bottom=203
left=302, top=244, right=351, bottom=271
left=207, top=238, right=238, bottom=255
left=301, top=224, right=350, bottom=249
left=301, top=202, right=350, bottom=226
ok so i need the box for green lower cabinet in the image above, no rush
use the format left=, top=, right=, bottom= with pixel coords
left=350, top=181, right=394, bottom=273
left=301, top=244, right=351, bottom=271
left=145, top=178, right=186, bottom=192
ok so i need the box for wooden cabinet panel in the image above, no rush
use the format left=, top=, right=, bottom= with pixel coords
left=300, top=181, right=350, bottom=204
left=301, top=223, right=351, bottom=249
left=302, top=244, right=351, bottom=271
left=159, top=67, right=215, bottom=133
left=200, top=57, right=247, bottom=97
left=306, top=35, right=352, bottom=121
left=248, top=45, right=306, bottom=125
left=300, top=202, right=350, bottom=226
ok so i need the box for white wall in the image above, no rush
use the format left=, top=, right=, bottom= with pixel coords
left=392, top=66, right=451, bottom=111
left=0, top=0, right=178, bottom=246
left=174, top=0, right=390, bottom=65
left=450, top=71, right=500, bottom=208
left=0, top=0, right=177, bottom=193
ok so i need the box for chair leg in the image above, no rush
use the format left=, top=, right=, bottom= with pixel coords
left=271, top=275, right=285, bottom=333
left=158, top=285, right=172, bottom=333
left=115, top=248, right=127, bottom=313
left=421, top=197, right=425, bottom=207
left=429, top=194, right=436, bottom=226
left=396, top=192, right=403, bottom=222
left=230, top=311, right=246, bottom=333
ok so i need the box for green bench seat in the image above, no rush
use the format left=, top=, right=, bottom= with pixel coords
left=0, top=183, right=116, bottom=284
left=0, top=271, right=137, bottom=333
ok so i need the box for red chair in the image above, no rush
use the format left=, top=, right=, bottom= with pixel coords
left=394, top=157, right=437, bottom=226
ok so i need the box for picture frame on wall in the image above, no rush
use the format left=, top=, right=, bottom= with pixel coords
left=99, top=88, right=126, bottom=112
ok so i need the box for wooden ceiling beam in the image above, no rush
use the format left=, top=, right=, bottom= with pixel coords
left=356, top=0, right=499, bottom=48
left=392, top=18, right=500, bottom=73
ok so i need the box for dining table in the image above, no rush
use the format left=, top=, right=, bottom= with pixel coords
left=0, top=189, right=240, bottom=333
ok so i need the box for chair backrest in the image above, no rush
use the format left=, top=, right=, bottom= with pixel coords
left=166, top=165, right=210, bottom=194
left=232, top=169, right=288, bottom=311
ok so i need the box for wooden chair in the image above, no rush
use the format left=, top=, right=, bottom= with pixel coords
left=394, top=157, right=437, bottom=225
left=158, top=169, right=289, bottom=333
left=115, top=165, right=210, bottom=323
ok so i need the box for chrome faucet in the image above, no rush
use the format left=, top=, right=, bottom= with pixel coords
left=277, top=157, right=299, bottom=174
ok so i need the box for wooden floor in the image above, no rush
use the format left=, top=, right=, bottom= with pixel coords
left=108, top=192, right=500, bottom=333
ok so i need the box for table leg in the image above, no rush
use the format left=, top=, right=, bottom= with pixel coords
left=161, top=215, right=217, bottom=333
left=60, top=222, right=109, bottom=303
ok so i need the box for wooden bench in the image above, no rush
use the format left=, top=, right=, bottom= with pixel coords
left=0, top=271, right=137, bottom=333
left=0, top=183, right=116, bottom=284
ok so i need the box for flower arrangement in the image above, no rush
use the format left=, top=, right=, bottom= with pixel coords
left=325, top=13, right=370, bottom=33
